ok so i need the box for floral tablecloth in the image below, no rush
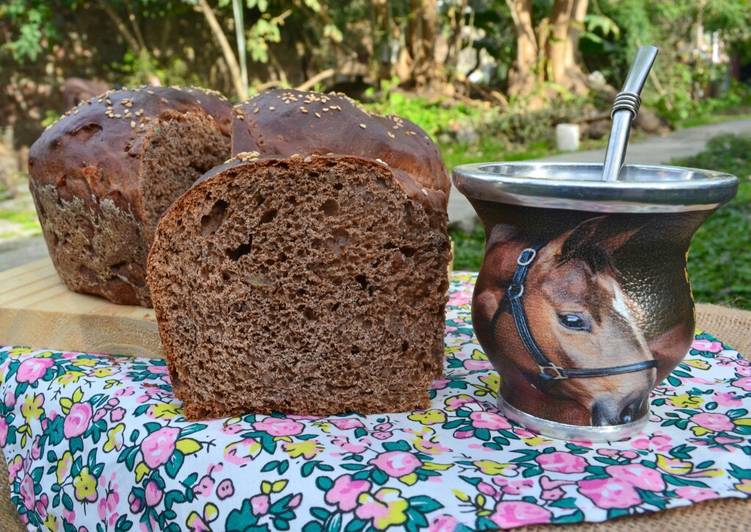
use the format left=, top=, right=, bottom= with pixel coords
left=1, top=272, right=750, bottom=531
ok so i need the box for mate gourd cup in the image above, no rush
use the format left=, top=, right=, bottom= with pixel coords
left=453, top=162, right=738, bottom=441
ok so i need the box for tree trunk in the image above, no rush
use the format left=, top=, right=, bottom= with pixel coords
left=545, top=0, right=589, bottom=94
left=195, top=0, right=246, bottom=100
left=95, top=0, right=142, bottom=55
left=505, top=0, right=538, bottom=97
left=406, top=0, right=441, bottom=92
left=371, top=0, right=392, bottom=84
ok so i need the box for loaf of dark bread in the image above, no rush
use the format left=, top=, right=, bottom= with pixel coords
left=147, top=90, right=450, bottom=418
left=231, top=89, right=450, bottom=197
left=28, top=86, right=233, bottom=306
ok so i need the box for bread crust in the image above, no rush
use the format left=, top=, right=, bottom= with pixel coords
left=231, top=89, right=450, bottom=197
left=28, top=86, right=232, bottom=306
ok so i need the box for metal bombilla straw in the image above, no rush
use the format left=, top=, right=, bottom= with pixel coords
left=602, top=45, right=659, bottom=181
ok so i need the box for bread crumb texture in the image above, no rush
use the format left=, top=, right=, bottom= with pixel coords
left=148, top=157, right=450, bottom=418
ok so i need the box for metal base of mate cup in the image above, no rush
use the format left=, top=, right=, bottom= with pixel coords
left=453, top=162, right=738, bottom=441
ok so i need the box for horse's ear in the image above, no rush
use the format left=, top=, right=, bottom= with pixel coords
left=486, top=223, right=519, bottom=248
left=597, top=226, right=642, bottom=254
left=561, top=216, right=641, bottom=255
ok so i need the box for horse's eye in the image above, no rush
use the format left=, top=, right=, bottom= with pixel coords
left=558, top=313, right=590, bottom=331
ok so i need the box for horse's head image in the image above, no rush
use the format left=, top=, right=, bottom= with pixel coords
left=474, top=216, right=657, bottom=426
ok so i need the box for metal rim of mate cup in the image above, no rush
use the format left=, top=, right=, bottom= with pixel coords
left=452, top=46, right=739, bottom=442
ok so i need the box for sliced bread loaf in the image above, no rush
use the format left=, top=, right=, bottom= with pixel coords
left=28, top=86, right=232, bottom=306
left=148, top=154, right=450, bottom=418
left=231, top=89, right=450, bottom=197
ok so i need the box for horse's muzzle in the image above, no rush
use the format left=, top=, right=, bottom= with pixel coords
left=592, top=395, right=648, bottom=426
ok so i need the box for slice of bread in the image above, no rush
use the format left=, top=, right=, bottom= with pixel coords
left=28, top=86, right=232, bottom=306
left=147, top=155, right=450, bottom=418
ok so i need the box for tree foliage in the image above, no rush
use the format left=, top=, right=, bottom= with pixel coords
left=1, top=0, right=749, bottom=142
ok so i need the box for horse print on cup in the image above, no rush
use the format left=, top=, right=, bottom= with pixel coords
left=473, top=216, right=689, bottom=428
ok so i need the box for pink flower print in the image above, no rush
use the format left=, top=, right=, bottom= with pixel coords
left=477, top=482, right=497, bottom=497
left=64, top=402, right=93, bottom=438
left=371, top=431, right=393, bottom=440
left=429, top=514, right=460, bottom=532
left=535, top=451, right=587, bottom=474
left=128, top=492, right=142, bottom=513
left=35, top=492, right=49, bottom=520
left=216, top=479, right=234, bottom=500
left=504, top=479, right=534, bottom=495
left=370, top=451, right=422, bottom=477
left=454, top=430, right=473, bottom=439
left=115, top=386, right=135, bottom=397
left=252, top=417, right=304, bottom=437
left=596, top=448, right=638, bottom=460
left=463, top=359, right=493, bottom=371
left=325, top=474, right=372, bottom=512
left=16, top=357, right=54, bottom=383
left=416, top=439, right=450, bottom=455
left=469, top=411, right=511, bottom=430
left=691, top=412, right=735, bottom=432
left=5, top=390, right=15, bottom=407
left=97, top=490, right=119, bottom=521
left=109, top=407, right=125, bottom=422
left=736, top=365, right=751, bottom=377
left=194, top=475, right=215, bottom=497
left=20, top=473, right=35, bottom=510
left=224, top=438, right=261, bottom=466
left=448, top=291, right=472, bottom=306
left=140, top=427, right=180, bottom=469
left=491, top=501, right=552, bottom=528
left=289, top=493, right=302, bottom=509
left=630, top=431, right=673, bottom=452
left=355, top=488, right=410, bottom=529
left=329, top=418, right=365, bottom=430
left=675, top=486, right=718, bottom=502
left=93, top=409, right=107, bottom=422
left=578, top=478, right=642, bottom=509
left=148, top=365, right=168, bottom=374
left=0, top=418, right=8, bottom=446
left=374, top=423, right=393, bottom=432
left=541, top=487, right=565, bottom=501
left=250, top=494, right=269, bottom=516
left=31, top=436, right=42, bottom=460
left=732, top=376, right=751, bottom=391
left=7, top=455, right=23, bottom=480
left=332, top=435, right=369, bottom=454
left=430, top=378, right=449, bottom=391
left=607, top=464, right=666, bottom=491
left=692, top=339, right=723, bottom=353
left=63, top=509, right=76, bottom=523
left=540, top=475, right=573, bottom=490
left=715, top=436, right=743, bottom=445
left=713, top=391, right=743, bottom=407
left=445, top=393, right=477, bottom=410
left=144, top=480, right=163, bottom=507
left=221, top=424, right=243, bottom=435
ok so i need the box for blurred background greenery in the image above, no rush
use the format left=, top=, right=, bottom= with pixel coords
left=1, top=0, right=750, bottom=307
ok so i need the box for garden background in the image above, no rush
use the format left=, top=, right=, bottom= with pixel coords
left=1, top=0, right=750, bottom=308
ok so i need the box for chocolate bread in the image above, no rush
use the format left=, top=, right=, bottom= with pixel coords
left=147, top=91, right=450, bottom=418
left=231, top=89, right=450, bottom=197
left=28, top=86, right=232, bottom=306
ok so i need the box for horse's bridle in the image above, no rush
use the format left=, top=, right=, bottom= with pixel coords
left=501, top=244, right=657, bottom=383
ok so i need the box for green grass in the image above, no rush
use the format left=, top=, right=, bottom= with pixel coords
left=676, top=110, right=751, bottom=129
left=677, top=134, right=751, bottom=310
left=0, top=207, right=40, bottom=230
left=449, top=133, right=751, bottom=310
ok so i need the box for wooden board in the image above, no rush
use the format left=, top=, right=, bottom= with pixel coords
left=0, top=257, right=162, bottom=358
